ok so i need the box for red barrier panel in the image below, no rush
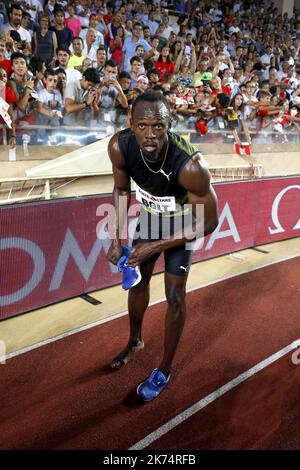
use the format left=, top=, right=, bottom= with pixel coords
left=0, top=176, right=299, bottom=320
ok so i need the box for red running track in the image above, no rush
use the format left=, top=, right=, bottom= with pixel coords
left=0, top=257, right=300, bottom=450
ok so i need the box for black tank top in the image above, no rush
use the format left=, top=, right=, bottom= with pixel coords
left=118, top=128, right=198, bottom=207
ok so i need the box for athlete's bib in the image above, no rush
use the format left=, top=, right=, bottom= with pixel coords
left=135, top=184, right=176, bottom=214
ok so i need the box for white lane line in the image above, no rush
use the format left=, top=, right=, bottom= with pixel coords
left=2, top=253, right=299, bottom=361
left=129, top=339, right=300, bottom=450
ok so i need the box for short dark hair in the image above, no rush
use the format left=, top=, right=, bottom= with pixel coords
left=83, top=67, right=100, bottom=84
left=217, top=93, right=230, bottom=108
left=119, top=71, right=131, bottom=79
left=105, top=59, right=118, bottom=68
left=10, top=51, right=27, bottom=63
left=56, top=45, right=71, bottom=55
left=10, top=3, right=22, bottom=14
left=130, top=55, right=142, bottom=65
left=131, top=89, right=171, bottom=119
left=29, top=56, right=45, bottom=74
left=72, top=36, right=84, bottom=45
left=44, top=69, right=58, bottom=79
left=54, top=8, right=65, bottom=17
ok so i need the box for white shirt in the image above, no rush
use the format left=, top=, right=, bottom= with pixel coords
left=82, top=41, right=97, bottom=63
left=242, top=93, right=258, bottom=119
left=37, top=87, right=63, bottom=109
left=65, top=67, right=82, bottom=84
left=3, top=24, right=31, bottom=43
left=79, top=29, right=104, bottom=49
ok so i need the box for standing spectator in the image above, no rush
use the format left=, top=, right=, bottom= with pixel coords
left=79, top=13, right=105, bottom=49
left=154, top=46, right=174, bottom=81
left=21, top=12, right=33, bottom=40
left=50, top=8, right=73, bottom=48
left=109, top=26, right=125, bottom=67
left=33, top=14, right=57, bottom=68
left=65, top=4, right=81, bottom=38
left=174, top=44, right=197, bottom=87
left=8, top=51, right=37, bottom=123
left=82, top=29, right=98, bottom=64
left=68, top=37, right=85, bottom=72
left=55, top=45, right=82, bottom=84
left=95, top=46, right=107, bottom=80
left=24, top=0, right=43, bottom=23
left=0, top=66, right=16, bottom=148
left=0, top=35, right=12, bottom=77
left=64, top=67, right=101, bottom=122
left=227, top=93, right=252, bottom=148
left=98, top=60, right=128, bottom=111
left=123, top=22, right=152, bottom=72
left=2, top=4, right=32, bottom=54
left=129, top=55, right=143, bottom=89
left=147, top=9, right=159, bottom=36
left=36, top=69, right=63, bottom=126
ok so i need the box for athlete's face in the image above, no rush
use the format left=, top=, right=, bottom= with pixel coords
left=131, top=101, right=170, bottom=161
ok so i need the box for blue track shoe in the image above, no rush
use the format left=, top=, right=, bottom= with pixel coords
left=137, top=368, right=171, bottom=401
left=117, top=245, right=141, bottom=290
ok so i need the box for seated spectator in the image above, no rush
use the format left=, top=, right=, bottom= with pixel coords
left=36, top=69, right=63, bottom=126
left=64, top=67, right=101, bottom=123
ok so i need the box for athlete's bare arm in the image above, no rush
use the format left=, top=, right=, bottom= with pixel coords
left=107, top=133, right=131, bottom=265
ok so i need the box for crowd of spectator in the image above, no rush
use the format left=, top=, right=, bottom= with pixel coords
left=0, top=0, right=300, bottom=149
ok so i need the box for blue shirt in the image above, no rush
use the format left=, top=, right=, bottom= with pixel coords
left=123, top=36, right=151, bottom=71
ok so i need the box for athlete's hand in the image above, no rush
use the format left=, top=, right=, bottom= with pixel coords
left=127, top=243, right=158, bottom=267
left=107, top=240, right=123, bottom=265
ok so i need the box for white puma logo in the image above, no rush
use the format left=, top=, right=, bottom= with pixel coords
left=159, top=169, right=172, bottom=181
left=180, top=265, right=188, bottom=272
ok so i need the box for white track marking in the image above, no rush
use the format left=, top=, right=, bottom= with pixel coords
left=129, top=339, right=300, bottom=450
left=1, top=253, right=299, bottom=362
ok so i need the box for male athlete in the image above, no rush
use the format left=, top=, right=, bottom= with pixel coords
left=107, top=90, right=218, bottom=401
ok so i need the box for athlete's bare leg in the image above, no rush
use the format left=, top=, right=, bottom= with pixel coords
left=110, top=257, right=157, bottom=369
left=158, top=272, right=187, bottom=377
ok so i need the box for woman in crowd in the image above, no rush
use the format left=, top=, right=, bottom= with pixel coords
left=154, top=45, right=175, bottom=82
left=109, top=26, right=125, bottom=68
left=174, top=43, right=197, bottom=88
left=32, top=14, right=57, bottom=68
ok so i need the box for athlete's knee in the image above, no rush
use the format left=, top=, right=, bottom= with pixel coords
left=130, top=276, right=151, bottom=291
left=165, top=285, right=186, bottom=314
